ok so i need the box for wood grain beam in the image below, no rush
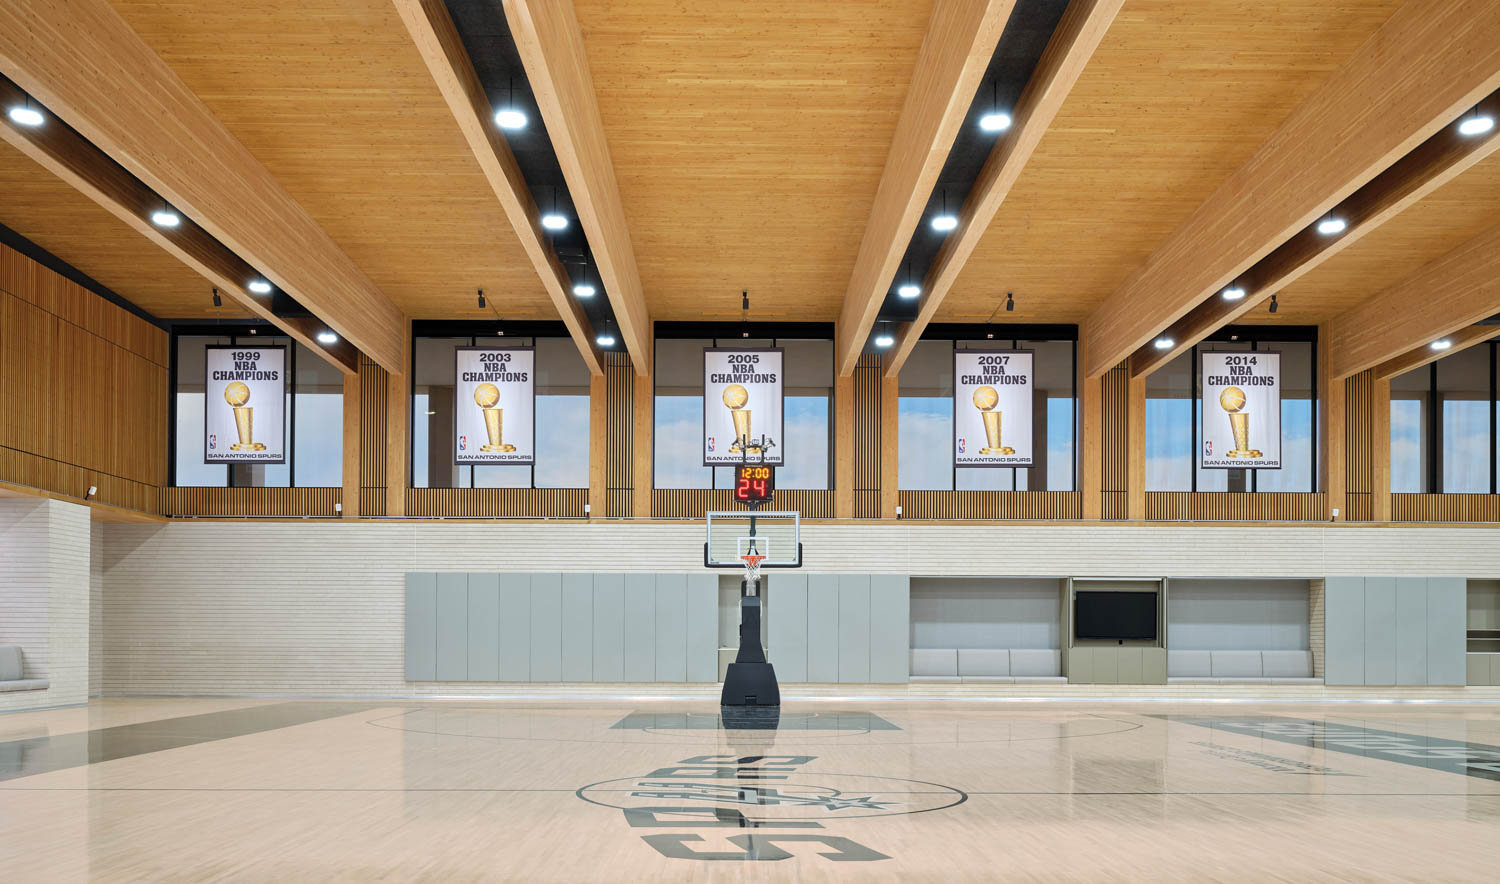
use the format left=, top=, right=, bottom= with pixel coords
left=1330, top=219, right=1500, bottom=379
left=0, top=75, right=359, bottom=373
left=341, top=371, right=361, bottom=519
left=503, top=0, right=649, bottom=374
left=1373, top=324, right=1500, bottom=381
left=835, top=0, right=1015, bottom=377
left=884, top=0, right=1124, bottom=378
left=0, top=0, right=406, bottom=371
left=1084, top=0, right=1500, bottom=378
left=392, top=0, right=602, bottom=376
left=1131, top=89, right=1500, bottom=378
left=1318, top=323, right=1344, bottom=521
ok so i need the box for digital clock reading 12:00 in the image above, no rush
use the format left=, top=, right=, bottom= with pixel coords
left=734, top=464, right=775, bottom=503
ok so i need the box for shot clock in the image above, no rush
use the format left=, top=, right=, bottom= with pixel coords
left=733, top=464, right=775, bottom=505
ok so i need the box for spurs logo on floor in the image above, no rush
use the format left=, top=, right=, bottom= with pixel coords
left=577, top=754, right=966, bottom=862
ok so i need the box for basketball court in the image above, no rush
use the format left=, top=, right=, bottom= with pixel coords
left=4, top=0, right=1500, bottom=880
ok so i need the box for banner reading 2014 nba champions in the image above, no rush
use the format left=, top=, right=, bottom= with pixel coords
left=455, top=347, right=535, bottom=465
left=703, top=348, right=783, bottom=466
left=205, top=345, right=286, bottom=463
left=954, top=350, right=1034, bottom=467
left=1200, top=350, right=1280, bottom=469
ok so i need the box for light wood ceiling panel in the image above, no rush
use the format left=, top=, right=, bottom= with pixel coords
left=572, top=0, right=934, bottom=322
left=108, top=0, right=552, bottom=322
left=0, top=138, right=243, bottom=317
left=939, top=0, right=1405, bottom=325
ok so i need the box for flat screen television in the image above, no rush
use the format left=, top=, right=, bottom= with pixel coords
left=1074, top=590, right=1158, bottom=641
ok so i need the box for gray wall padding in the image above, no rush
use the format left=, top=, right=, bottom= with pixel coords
left=1167, top=579, right=1309, bottom=651
left=910, top=578, right=1060, bottom=650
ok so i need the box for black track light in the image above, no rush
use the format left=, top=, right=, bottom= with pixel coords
left=1005, top=292, right=1014, bottom=313
left=211, top=287, right=222, bottom=308
left=1268, top=293, right=1279, bottom=314
left=477, top=289, right=486, bottom=309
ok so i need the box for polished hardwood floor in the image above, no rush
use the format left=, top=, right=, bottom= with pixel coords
left=3, top=698, right=1500, bottom=881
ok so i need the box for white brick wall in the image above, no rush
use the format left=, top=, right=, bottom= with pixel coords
left=90, top=521, right=105, bottom=697
left=0, top=498, right=90, bottom=711
left=96, top=520, right=1500, bottom=697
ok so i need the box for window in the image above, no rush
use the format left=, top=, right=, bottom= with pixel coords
left=412, top=335, right=590, bottom=489
left=1390, top=342, right=1496, bottom=494
left=652, top=336, right=832, bottom=490
left=1145, top=334, right=1317, bottom=492
left=898, top=337, right=1077, bottom=491
left=171, top=334, right=341, bottom=487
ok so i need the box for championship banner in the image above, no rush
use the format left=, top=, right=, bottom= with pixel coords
left=703, top=348, right=784, bottom=466
left=953, top=350, right=1034, bottom=467
left=205, top=345, right=286, bottom=463
left=455, top=346, right=535, bottom=465
left=1200, top=350, right=1281, bottom=469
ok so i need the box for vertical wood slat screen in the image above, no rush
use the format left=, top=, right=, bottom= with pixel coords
left=1100, top=362, right=1129, bottom=518
left=605, top=352, right=634, bottom=517
left=1345, top=371, right=1372, bottom=496
left=1145, top=492, right=1327, bottom=521
left=160, top=487, right=341, bottom=517
left=404, top=488, right=586, bottom=518
left=897, top=491, right=1081, bottom=520
left=853, top=354, right=881, bottom=519
left=358, top=355, right=389, bottom=516
left=1391, top=494, right=1500, bottom=522
left=652, top=489, right=835, bottom=519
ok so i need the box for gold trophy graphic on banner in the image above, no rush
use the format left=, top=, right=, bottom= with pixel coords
left=223, top=381, right=266, bottom=452
left=473, top=383, right=515, bottom=453
left=1219, top=386, right=1262, bottom=459
left=723, top=384, right=762, bottom=455
left=973, top=385, right=1014, bottom=455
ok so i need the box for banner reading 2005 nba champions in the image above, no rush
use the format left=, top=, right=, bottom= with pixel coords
left=954, top=350, right=1034, bottom=467
left=205, top=345, right=286, bottom=463
left=455, top=347, right=534, bottom=465
left=1200, top=351, right=1280, bottom=469
left=703, top=348, right=783, bottom=466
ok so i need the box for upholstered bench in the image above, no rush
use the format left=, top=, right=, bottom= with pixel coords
left=1167, top=649, right=1321, bottom=684
left=910, top=648, right=1066, bottom=684
left=0, top=646, right=49, bottom=693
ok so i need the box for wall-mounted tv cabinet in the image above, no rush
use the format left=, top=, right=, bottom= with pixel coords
left=1064, top=578, right=1166, bottom=685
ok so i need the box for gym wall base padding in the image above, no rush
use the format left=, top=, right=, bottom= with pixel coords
left=768, top=574, right=909, bottom=684
left=1323, top=577, right=1466, bottom=686
left=405, top=572, right=718, bottom=683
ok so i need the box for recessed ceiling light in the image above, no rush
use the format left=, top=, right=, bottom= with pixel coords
left=573, top=283, right=596, bottom=298
left=1430, top=339, right=1452, bottom=351
left=248, top=279, right=272, bottom=294
left=931, top=215, right=958, bottom=232
left=595, top=333, right=616, bottom=347
left=150, top=209, right=180, bottom=228
left=1153, top=337, right=1174, bottom=350
left=7, top=105, right=43, bottom=127
left=898, top=283, right=920, bottom=299
left=494, top=108, right=527, bottom=130
left=979, top=112, right=1011, bottom=132
left=316, top=331, right=338, bottom=345
left=874, top=333, right=894, bottom=348
left=1221, top=286, right=1246, bottom=301
left=541, top=214, right=568, bottom=231
left=1458, top=114, right=1495, bottom=137
left=1316, top=217, right=1347, bottom=235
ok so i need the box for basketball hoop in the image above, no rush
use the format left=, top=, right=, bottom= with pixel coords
left=741, top=553, right=765, bottom=584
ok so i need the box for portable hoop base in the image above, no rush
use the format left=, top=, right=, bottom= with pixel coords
left=720, top=578, right=780, bottom=707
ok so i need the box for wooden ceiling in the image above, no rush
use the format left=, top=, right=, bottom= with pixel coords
left=0, top=137, right=245, bottom=317
left=572, top=0, right=934, bottom=322
left=106, top=0, right=553, bottom=322
left=937, top=0, right=1407, bottom=324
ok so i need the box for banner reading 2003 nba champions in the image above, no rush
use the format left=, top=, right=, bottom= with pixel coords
left=1200, top=350, right=1280, bottom=469
left=703, top=348, right=783, bottom=466
left=455, top=347, right=535, bottom=465
left=954, top=350, right=1034, bottom=467
left=205, top=345, right=286, bottom=463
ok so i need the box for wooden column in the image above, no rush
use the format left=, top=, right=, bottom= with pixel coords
left=1319, top=324, right=1345, bottom=521
left=341, top=371, right=361, bottom=519
left=835, top=374, right=854, bottom=519
left=1371, top=376, right=1392, bottom=521
left=1126, top=374, right=1146, bottom=521
left=632, top=370, right=653, bottom=519
left=384, top=321, right=410, bottom=517
left=880, top=372, right=899, bottom=519
left=1079, top=333, right=1102, bottom=520
left=588, top=372, right=607, bottom=520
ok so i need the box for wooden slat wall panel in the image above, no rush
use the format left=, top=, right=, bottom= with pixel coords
left=160, top=487, right=340, bottom=518
left=1100, top=362, right=1129, bottom=519
left=853, top=355, right=881, bottom=519
left=898, top=491, right=1081, bottom=520
left=0, top=447, right=156, bottom=512
left=1101, top=491, right=1127, bottom=520
left=1146, top=492, right=1327, bottom=522
left=1346, top=371, right=1373, bottom=496
left=605, top=353, right=633, bottom=517
left=358, top=355, right=388, bottom=517
left=1346, top=493, right=1373, bottom=522
left=405, top=488, right=586, bottom=519
left=653, top=489, right=835, bottom=520
left=1392, top=494, right=1500, bottom=523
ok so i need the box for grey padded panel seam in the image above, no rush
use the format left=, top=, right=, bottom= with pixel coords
left=404, top=573, right=437, bottom=681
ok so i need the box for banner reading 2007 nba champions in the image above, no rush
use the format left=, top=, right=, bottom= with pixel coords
left=1200, top=350, right=1280, bottom=469
left=703, top=348, right=783, bottom=466
left=205, top=345, right=286, bottom=463
left=455, top=347, right=535, bottom=465
left=954, top=350, right=1034, bottom=467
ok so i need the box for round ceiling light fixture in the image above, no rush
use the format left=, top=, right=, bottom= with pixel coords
left=1316, top=216, right=1347, bottom=235
left=898, top=283, right=920, bottom=299
left=1221, top=286, right=1246, bottom=301
left=7, top=100, right=43, bottom=127
left=1458, top=108, right=1495, bottom=137
left=1430, top=339, right=1453, bottom=351
left=316, top=331, right=338, bottom=345
left=247, top=278, right=272, bottom=295
left=150, top=208, right=181, bottom=228
left=494, top=108, right=527, bottom=130
left=573, top=283, right=596, bottom=298
left=979, top=112, right=1011, bottom=132
left=1153, top=337, right=1175, bottom=350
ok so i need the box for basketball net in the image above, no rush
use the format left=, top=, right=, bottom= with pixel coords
left=741, top=553, right=765, bottom=585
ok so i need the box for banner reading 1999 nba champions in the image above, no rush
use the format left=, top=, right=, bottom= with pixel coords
left=205, top=345, right=286, bottom=463
left=1200, top=350, right=1280, bottom=469
left=954, top=350, right=1034, bottom=467
left=455, top=347, right=535, bottom=465
left=703, top=348, right=783, bottom=466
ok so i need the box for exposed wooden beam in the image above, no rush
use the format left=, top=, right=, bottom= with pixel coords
left=1374, top=324, right=1500, bottom=381
left=1330, top=219, right=1500, bottom=379
left=0, top=0, right=407, bottom=371
left=835, top=0, right=1015, bottom=377
left=341, top=371, right=361, bottom=519
left=1084, top=0, right=1500, bottom=379
left=503, top=0, right=650, bottom=374
left=391, top=0, right=602, bottom=376
left=1130, top=88, right=1500, bottom=378
left=1318, top=323, right=1345, bottom=521
left=0, top=75, right=358, bottom=373
left=885, top=0, right=1124, bottom=378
